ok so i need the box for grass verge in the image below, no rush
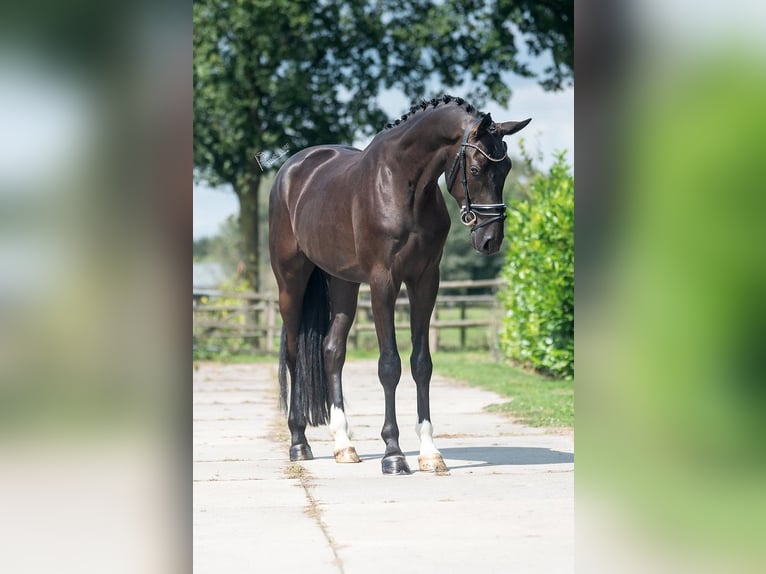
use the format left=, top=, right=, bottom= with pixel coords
left=431, top=352, right=573, bottom=430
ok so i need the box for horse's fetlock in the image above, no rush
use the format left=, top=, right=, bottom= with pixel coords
left=381, top=422, right=400, bottom=444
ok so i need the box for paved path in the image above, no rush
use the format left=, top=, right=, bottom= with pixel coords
left=193, top=360, right=574, bottom=573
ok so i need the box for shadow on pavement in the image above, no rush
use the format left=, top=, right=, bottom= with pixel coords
left=432, top=446, right=573, bottom=469
left=313, top=447, right=573, bottom=468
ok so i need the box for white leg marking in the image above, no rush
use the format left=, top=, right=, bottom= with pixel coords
left=416, top=419, right=440, bottom=456
left=330, top=406, right=353, bottom=451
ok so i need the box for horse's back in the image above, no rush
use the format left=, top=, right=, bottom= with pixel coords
left=271, top=144, right=362, bottom=208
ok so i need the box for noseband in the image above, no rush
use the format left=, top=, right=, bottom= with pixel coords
left=445, top=117, right=508, bottom=232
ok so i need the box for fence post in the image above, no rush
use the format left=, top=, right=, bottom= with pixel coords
left=489, top=286, right=502, bottom=361
left=350, top=321, right=358, bottom=350
left=460, top=301, right=467, bottom=350
left=429, top=306, right=439, bottom=352
left=250, top=295, right=262, bottom=351
left=265, top=295, right=276, bottom=353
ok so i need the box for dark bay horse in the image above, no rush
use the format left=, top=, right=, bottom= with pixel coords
left=269, top=95, right=530, bottom=475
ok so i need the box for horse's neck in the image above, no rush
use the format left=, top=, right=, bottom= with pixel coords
left=393, top=107, right=468, bottom=186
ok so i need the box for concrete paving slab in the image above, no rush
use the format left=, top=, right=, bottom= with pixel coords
left=193, top=359, right=573, bottom=573
left=194, top=481, right=337, bottom=574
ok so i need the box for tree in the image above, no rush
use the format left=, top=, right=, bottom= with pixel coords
left=193, top=236, right=212, bottom=261
left=193, top=0, right=573, bottom=289
left=193, top=215, right=242, bottom=276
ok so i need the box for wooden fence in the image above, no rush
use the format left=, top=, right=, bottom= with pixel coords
left=193, top=278, right=504, bottom=355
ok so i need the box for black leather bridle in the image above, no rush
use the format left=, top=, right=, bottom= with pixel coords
left=445, top=117, right=508, bottom=232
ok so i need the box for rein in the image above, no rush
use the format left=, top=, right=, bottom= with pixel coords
left=445, top=117, right=507, bottom=232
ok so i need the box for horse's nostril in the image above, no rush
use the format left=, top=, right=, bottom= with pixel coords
left=482, top=237, right=493, bottom=252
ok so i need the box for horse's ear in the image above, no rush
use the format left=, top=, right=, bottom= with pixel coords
left=496, top=118, right=532, bottom=137
left=471, top=113, right=494, bottom=137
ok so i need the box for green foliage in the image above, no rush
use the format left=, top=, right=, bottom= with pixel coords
left=192, top=236, right=212, bottom=260
left=193, top=276, right=252, bottom=361
left=192, top=215, right=242, bottom=275
left=499, top=152, right=573, bottom=378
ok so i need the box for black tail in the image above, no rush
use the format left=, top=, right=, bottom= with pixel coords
left=278, top=267, right=331, bottom=426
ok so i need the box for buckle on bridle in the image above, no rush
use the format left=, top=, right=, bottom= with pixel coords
left=461, top=203, right=507, bottom=230
left=460, top=208, right=478, bottom=226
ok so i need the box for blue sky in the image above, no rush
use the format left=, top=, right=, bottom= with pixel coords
left=193, top=76, right=573, bottom=239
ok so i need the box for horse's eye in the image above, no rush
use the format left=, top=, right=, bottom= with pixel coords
left=470, top=166, right=480, bottom=176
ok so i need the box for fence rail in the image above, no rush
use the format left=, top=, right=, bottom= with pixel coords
left=193, top=278, right=505, bottom=355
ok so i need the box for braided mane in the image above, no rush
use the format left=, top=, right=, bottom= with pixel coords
left=383, top=94, right=484, bottom=130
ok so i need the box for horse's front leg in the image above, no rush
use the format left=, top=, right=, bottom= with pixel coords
left=370, top=272, right=410, bottom=475
left=406, top=269, right=449, bottom=473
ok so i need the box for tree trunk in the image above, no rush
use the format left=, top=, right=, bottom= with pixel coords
left=236, top=168, right=262, bottom=291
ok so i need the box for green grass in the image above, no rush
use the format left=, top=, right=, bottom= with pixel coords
left=431, top=352, right=573, bottom=430
left=345, top=348, right=381, bottom=360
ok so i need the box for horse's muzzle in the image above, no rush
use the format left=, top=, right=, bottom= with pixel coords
left=473, top=230, right=503, bottom=255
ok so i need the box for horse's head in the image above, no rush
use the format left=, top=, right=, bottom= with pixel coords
left=446, top=113, right=531, bottom=255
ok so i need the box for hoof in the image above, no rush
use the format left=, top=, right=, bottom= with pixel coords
left=381, top=454, right=411, bottom=475
left=289, top=444, right=313, bottom=461
left=334, top=446, right=361, bottom=464
left=418, top=453, right=450, bottom=474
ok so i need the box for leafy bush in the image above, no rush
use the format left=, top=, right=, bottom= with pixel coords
left=193, top=276, right=252, bottom=360
left=499, top=152, right=573, bottom=379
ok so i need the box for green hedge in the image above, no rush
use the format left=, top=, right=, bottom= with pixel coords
left=193, top=277, right=251, bottom=360
left=499, top=152, right=574, bottom=379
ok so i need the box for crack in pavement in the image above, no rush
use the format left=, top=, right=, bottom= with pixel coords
left=274, top=415, right=345, bottom=574
left=291, top=464, right=346, bottom=574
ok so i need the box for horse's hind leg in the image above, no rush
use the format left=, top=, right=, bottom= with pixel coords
left=273, top=254, right=315, bottom=461
left=325, top=277, right=361, bottom=463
